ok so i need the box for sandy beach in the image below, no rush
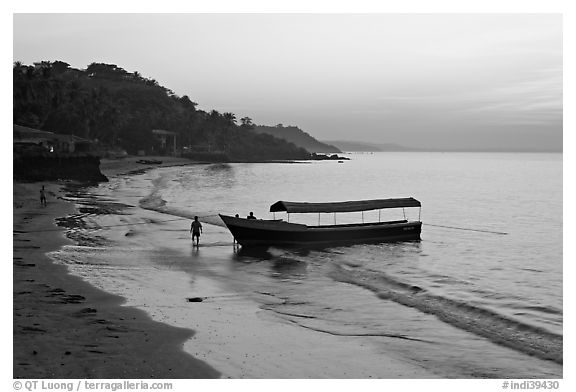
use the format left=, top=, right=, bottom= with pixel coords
left=13, top=156, right=441, bottom=379
left=13, top=157, right=219, bottom=378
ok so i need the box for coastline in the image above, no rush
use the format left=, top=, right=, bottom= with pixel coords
left=13, top=158, right=219, bottom=378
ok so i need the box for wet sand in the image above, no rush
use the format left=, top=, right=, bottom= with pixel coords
left=13, top=159, right=219, bottom=378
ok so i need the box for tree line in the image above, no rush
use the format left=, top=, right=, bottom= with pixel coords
left=13, top=61, right=310, bottom=161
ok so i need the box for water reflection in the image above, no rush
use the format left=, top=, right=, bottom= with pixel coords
left=202, top=163, right=236, bottom=188
left=204, top=162, right=233, bottom=173
left=230, top=246, right=310, bottom=280
left=269, top=257, right=308, bottom=280
left=232, top=246, right=274, bottom=260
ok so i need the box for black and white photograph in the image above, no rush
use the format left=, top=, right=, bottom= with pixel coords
left=9, top=3, right=567, bottom=388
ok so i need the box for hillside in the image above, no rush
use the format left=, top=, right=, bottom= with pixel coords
left=253, top=125, right=341, bottom=153
left=323, top=141, right=419, bottom=152
left=323, top=140, right=381, bottom=152
left=324, top=140, right=561, bottom=153
left=13, top=61, right=310, bottom=162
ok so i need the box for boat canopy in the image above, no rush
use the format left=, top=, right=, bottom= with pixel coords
left=269, top=198, right=421, bottom=214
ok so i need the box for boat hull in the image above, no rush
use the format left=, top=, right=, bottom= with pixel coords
left=219, top=214, right=421, bottom=247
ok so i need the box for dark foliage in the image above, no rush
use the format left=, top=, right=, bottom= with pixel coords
left=13, top=61, right=311, bottom=161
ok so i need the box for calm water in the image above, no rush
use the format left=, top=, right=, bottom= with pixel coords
left=51, top=152, right=563, bottom=378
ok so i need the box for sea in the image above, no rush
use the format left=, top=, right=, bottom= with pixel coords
left=49, top=152, right=563, bottom=378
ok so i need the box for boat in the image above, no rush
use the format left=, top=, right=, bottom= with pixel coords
left=219, top=197, right=422, bottom=247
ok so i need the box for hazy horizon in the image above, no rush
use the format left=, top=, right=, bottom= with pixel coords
left=13, top=13, right=562, bottom=151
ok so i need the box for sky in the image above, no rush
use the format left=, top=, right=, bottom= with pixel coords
left=13, top=13, right=563, bottom=151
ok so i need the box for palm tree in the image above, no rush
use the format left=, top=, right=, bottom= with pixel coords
left=223, top=112, right=237, bottom=126
left=240, top=117, right=253, bottom=128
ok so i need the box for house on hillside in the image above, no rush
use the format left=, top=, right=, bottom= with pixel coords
left=52, top=134, right=92, bottom=153
left=13, top=124, right=93, bottom=154
left=151, top=129, right=178, bottom=155
left=13, top=124, right=106, bottom=182
left=13, top=125, right=54, bottom=152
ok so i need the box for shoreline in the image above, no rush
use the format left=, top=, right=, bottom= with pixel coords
left=12, top=152, right=564, bottom=379
left=52, top=161, right=442, bottom=379
left=13, top=159, right=220, bottom=378
left=13, top=158, right=439, bottom=379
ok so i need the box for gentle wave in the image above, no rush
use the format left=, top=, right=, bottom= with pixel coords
left=330, top=263, right=563, bottom=364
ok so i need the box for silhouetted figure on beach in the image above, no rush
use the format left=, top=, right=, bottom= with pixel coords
left=247, top=212, right=257, bottom=220
left=40, top=186, right=47, bottom=207
left=190, top=216, right=203, bottom=246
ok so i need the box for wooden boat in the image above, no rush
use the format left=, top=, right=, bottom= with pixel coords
left=219, top=198, right=422, bottom=247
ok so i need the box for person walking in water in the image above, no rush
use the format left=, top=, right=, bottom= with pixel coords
left=233, top=214, right=240, bottom=246
left=190, top=216, right=203, bottom=247
left=40, top=185, right=47, bottom=207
